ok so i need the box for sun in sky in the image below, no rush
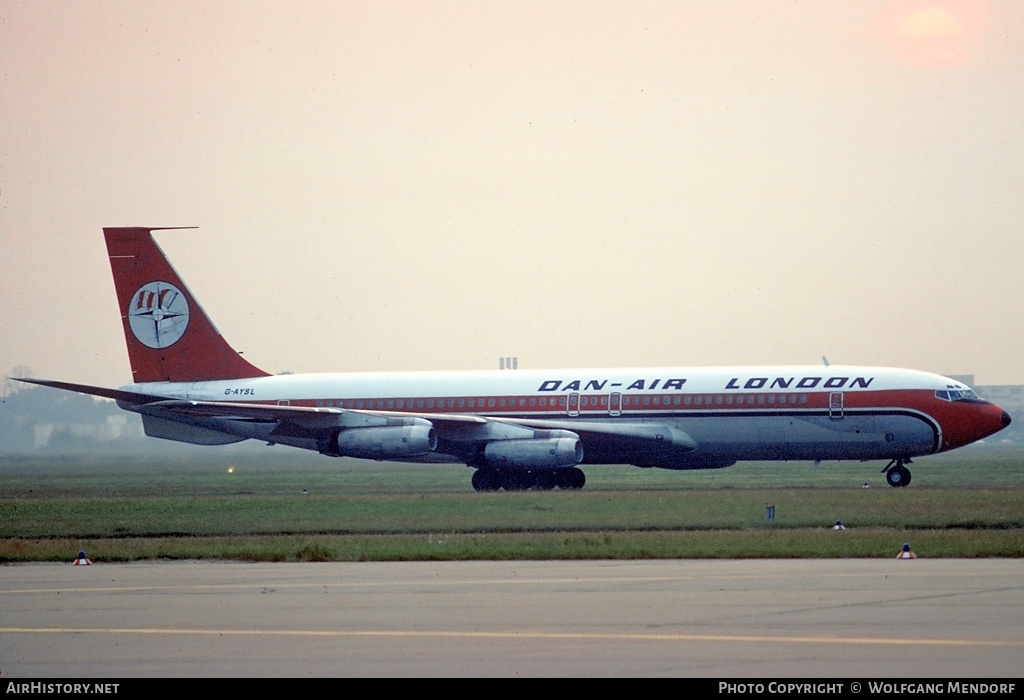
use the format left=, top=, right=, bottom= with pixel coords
left=880, top=1, right=980, bottom=66
left=898, top=7, right=963, bottom=36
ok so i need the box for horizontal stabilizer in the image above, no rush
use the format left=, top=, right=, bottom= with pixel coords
left=15, top=378, right=167, bottom=405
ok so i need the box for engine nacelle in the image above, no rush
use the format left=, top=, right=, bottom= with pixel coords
left=335, top=423, right=437, bottom=459
left=484, top=437, right=583, bottom=469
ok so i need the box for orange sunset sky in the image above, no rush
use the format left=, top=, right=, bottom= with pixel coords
left=2, top=1, right=1022, bottom=386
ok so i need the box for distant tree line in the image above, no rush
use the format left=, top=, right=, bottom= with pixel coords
left=0, top=382, right=144, bottom=453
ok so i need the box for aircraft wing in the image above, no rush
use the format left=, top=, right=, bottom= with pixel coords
left=150, top=404, right=695, bottom=452
left=17, top=377, right=694, bottom=459
left=491, top=416, right=697, bottom=452
left=143, top=399, right=489, bottom=425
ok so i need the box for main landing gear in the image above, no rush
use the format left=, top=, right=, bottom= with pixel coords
left=471, top=467, right=586, bottom=492
left=882, top=458, right=913, bottom=488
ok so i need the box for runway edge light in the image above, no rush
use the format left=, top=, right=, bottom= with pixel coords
left=73, top=551, right=92, bottom=566
left=897, top=543, right=917, bottom=559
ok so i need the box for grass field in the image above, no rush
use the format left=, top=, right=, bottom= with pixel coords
left=2, top=443, right=1022, bottom=561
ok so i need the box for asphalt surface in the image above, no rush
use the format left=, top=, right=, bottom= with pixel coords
left=1, top=558, right=1022, bottom=677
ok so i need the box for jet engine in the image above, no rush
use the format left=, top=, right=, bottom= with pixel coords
left=335, top=422, right=437, bottom=459
left=484, top=437, right=583, bottom=469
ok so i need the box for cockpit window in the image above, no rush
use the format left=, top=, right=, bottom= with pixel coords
left=935, top=388, right=980, bottom=402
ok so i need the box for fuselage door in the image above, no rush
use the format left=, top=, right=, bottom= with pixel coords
left=609, top=392, right=622, bottom=417
left=829, top=392, right=843, bottom=420
left=567, top=392, right=580, bottom=417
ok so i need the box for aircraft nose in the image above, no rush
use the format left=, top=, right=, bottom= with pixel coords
left=1002, top=410, right=1012, bottom=429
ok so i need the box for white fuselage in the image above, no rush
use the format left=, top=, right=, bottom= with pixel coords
left=122, top=365, right=1002, bottom=469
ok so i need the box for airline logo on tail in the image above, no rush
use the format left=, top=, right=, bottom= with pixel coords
left=128, top=281, right=190, bottom=348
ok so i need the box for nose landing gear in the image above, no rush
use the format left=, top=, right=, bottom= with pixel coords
left=883, top=458, right=912, bottom=487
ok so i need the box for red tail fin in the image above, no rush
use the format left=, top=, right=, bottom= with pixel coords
left=104, top=227, right=270, bottom=383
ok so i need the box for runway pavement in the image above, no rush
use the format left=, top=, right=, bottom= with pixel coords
left=1, top=558, right=1022, bottom=677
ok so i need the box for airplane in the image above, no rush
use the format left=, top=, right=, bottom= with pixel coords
left=20, top=227, right=1011, bottom=490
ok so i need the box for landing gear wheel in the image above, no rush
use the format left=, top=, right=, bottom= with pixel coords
left=571, top=467, right=586, bottom=489
left=555, top=467, right=585, bottom=490
left=472, top=468, right=501, bottom=492
left=499, top=469, right=538, bottom=491
left=886, top=464, right=911, bottom=488
left=534, top=470, right=557, bottom=490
